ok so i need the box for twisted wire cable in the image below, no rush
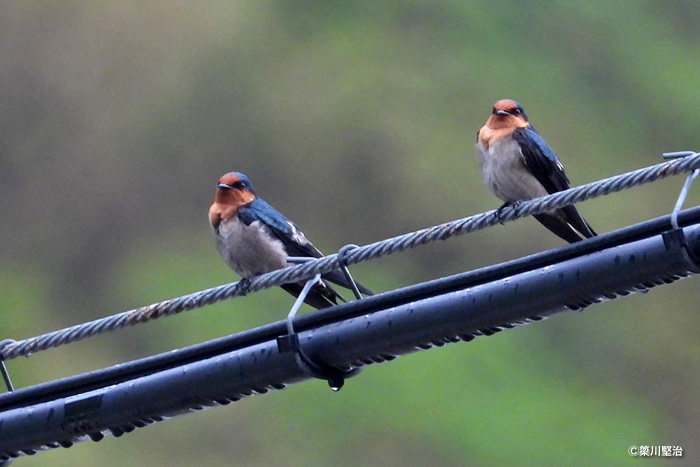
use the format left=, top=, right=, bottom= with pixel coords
left=1, top=152, right=699, bottom=361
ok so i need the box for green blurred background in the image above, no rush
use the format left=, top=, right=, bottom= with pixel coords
left=1, top=1, right=698, bottom=465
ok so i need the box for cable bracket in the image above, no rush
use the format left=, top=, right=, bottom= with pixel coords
left=276, top=274, right=361, bottom=391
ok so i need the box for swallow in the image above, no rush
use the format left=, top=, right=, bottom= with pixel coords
left=475, top=99, right=597, bottom=243
left=209, top=172, right=373, bottom=309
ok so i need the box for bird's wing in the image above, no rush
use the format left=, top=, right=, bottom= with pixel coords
left=513, top=126, right=571, bottom=194
left=514, top=126, right=597, bottom=240
left=237, top=199, right=324, bottom=259
left=238, top=199, right=374, bottom=296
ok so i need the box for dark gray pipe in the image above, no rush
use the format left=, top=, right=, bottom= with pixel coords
left=1, top=225, right=698, bottom=459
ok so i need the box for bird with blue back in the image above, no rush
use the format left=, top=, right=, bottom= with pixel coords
left=475, top=99, right=597, bottom=243
left=209, top=172, right=373, bottom=309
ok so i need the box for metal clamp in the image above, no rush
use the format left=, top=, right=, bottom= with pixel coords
left=290, top=246, right=366, bottom=301
left=663, top=151, right=700, bottom=230
left=276, top=274, right=361, bottom=391
left=337, top=244, right=363, bottom=300
left=0, top=339, right=16, bottom=392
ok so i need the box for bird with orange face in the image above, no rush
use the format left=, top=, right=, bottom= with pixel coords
left=475, top=99, right=597, bottom=243
left=209, top=172, right=373, bottom=309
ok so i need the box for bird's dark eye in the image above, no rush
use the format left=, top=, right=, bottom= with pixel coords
left=232, top=181, right=245, bottom=189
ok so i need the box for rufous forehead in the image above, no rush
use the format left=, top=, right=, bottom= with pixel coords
left=219, top=172, right=241, bottom=185
left=493, top=99, right=519, bottom=112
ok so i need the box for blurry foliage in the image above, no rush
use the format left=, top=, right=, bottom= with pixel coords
left=0, top=0, right=698, bottom=465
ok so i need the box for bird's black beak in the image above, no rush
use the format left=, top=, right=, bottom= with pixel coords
left=495, top=109, right=510, bottom=116
left=217, top=183, right=232, bottom=190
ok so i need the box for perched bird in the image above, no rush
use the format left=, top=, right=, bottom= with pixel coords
left=475, top=99, right=597, bottom=243
left=209, top=172, right=373, bottom=309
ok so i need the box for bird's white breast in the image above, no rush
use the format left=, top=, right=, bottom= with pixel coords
left=476, top=137, right=548, bottom=202
left=215, top=217, right=289, bottom=278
